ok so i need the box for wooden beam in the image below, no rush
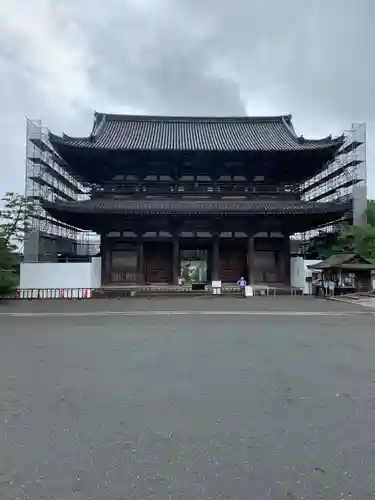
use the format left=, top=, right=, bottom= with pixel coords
left=212, top=236, right=220, bottom=281
left=100, top=234, right=110, bottom=285
left=137, top=237, right=145, bottom=284
left=247, top=233, right=255, bottom=285
left=283, top=233, right=291, bottom=285
left=172, top=236, right=180, bottom=285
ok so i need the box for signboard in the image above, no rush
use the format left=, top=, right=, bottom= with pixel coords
left=212, top=280, right=222, bottom=295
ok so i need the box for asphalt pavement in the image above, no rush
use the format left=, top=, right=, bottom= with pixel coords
left=0, top=297, right=374, bottom=499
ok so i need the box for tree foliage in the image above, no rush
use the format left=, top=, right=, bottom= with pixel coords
left=331, top=223, right=375, bottom=259
left=327, top=200, right=375, bottom=260
left=0, top=237, right=17, bottom=295
left=0, top=192, right=33, bottom=295
left=0, top=192, right=35, bottom=250
left=366, top=199, right=375, bottom=227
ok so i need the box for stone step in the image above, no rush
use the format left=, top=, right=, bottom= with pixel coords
left=92, top=286, right=297, bottom=299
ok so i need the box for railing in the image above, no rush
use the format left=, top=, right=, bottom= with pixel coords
left=92, top=182, right=300, bottom=198
left=1, top=285, right=308, bottom=300
left=0, top=288, right=94, bottom=300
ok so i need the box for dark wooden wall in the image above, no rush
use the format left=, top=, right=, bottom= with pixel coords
left=109, top=249, right=137, bottom=283
left=103, top=235, right=289, bottom=285
left=253, top=238, right=285, bottom=284
left=144, top=242, right=173, bottom=284
left=219, top=242, right=246, bottom=283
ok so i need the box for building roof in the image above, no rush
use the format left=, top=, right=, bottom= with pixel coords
left=308, top=253, right=375, bottom=270
left=49, top=113, right=344, bottom=153
left=43, top=198, right=349, bottom=216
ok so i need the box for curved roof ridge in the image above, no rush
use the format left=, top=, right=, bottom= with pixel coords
left=303, top=133, right=345, bottom=145
left=94, top=112, right=290, bottom=123
left=281, top=116, right=343, bottom=145
left=55, top=113, right=107, bottom=144
left=62, top=132, right=91, bottom=141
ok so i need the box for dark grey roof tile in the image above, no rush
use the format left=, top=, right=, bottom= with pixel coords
left=50, top=114, right=344, bottom=152
left=43, top=198, right=350, bottom=216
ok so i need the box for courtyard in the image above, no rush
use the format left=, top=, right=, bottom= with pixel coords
left=1, top=297, right=375, bottom=499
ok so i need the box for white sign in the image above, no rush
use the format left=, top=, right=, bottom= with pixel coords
left=212, top=280, right=222, bottom=295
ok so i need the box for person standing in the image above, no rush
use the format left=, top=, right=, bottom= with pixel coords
left=328, top=279, right=335, bottom=297
left=237, top=276, right=247, bottom=297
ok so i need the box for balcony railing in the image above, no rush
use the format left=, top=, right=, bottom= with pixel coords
left=91, top=182, right=299, bottom=199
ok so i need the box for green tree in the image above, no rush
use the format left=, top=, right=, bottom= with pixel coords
left=0, top=237, right=17, bottom=295
left=0, top=192, right=33, bottom=296
left=331, top=223, right=375, bottom=259
left=366, top=199, right=375, bottom=227
left=322, top=200, right=375, bottom=260
left=0, top=192, right=35, bottom=250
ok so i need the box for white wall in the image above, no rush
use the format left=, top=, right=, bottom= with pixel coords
left=20, top=260, right=102, bottom=290
left=290, top=257, right=305, bottom=290
left=290, top=257, right=322, bottom=294
left=90, top=257, right=102, bottom=288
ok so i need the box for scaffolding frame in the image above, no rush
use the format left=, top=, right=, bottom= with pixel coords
left=24, top=119, right=99, bottom=262
left=292, top=123, right=367, bottom=253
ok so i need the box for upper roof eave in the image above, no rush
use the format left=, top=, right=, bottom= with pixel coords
left=48, top=112, right=344, bottom=154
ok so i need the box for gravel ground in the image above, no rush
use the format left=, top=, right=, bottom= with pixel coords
left=0, top=298, right=374, bottom=499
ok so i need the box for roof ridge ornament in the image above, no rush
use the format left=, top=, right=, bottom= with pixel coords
left=281, top=114, right=297, bottom=137
left=90, top=113, right=106, bottom=141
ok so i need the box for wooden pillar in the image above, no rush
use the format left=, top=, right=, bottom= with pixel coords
left=137, top=238, right=145, bottom=284
left=173, top=236, right=180, bottom=284
left=212, top=236, right=220, bottom=281
left=247, top=234, right=255, bottom=285
left=100, top=234, right=110, bottom=285
left=283, top=233, right=290, bottom=285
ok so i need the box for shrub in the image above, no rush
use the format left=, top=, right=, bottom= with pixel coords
left=0, top=270, right=17, bottom=296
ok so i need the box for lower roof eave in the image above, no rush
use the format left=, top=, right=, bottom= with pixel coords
left=43, top=205, right=348, bottom=234
left=42, top=198, right=351, bottom=216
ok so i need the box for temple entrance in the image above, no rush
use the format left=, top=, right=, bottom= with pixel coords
left=104, top=236, right=289, bottom=286
left=253, top=251, right=280, bottom=284
left=219, top=241, right=246, bottom=283
left=110, top=249, right=137, bottom=283
left=180, top=249, right=208, bottom=283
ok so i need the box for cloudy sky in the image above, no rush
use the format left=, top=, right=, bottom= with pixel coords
left=0, top=0, right=374, bottom=196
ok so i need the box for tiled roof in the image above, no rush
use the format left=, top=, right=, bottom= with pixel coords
left=309, top=253, right=375, bottom=270
left=49, top=113, right=344, bottom=152
left=43, top=198, right=350, bottom=216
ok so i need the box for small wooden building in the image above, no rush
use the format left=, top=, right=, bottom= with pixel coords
left=309, top=253, right=375, bottom=293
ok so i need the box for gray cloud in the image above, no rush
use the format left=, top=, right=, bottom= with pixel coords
left=0, top=0, right=374, bottom=195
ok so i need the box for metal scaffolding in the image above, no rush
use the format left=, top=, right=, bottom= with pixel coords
left=292, top=122, right=367, bottom=254
left=24, top=119, right=99, bottom=262
left=302, top=123, right=366, bottom=217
